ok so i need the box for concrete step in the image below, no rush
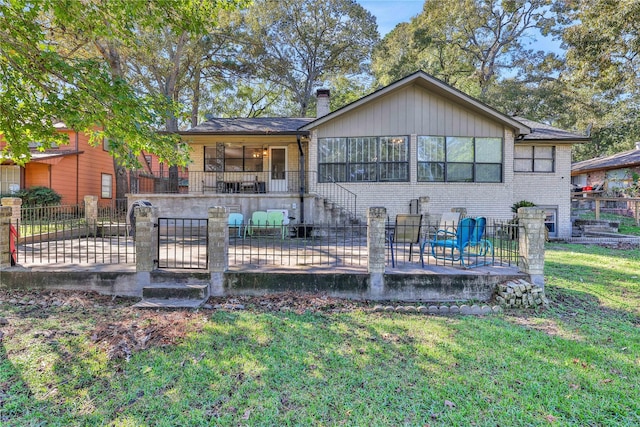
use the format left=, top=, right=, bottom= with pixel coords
left=133, top=298, right=207, bottom=309
left=142, top=284, right=208, bottom=300
left=134, top=284, right=209, bottom=309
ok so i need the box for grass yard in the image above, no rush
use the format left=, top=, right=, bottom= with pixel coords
left=1, top=243, right=639, bottom=426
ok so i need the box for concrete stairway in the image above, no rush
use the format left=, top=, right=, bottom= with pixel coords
left=133, top=284, right=209, bottom=309
left=313, top=195, right=361, bottom=225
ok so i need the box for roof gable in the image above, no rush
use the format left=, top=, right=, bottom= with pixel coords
left=299, top=71, right=530, bottom=135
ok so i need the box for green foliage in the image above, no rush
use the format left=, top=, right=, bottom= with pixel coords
left=511, top=200, right=537, bottom=213
left=0, top=0, right=246, bottom=166
left=14, top=186, right=62, bottom=207
left=235, top=0, right=379, bottom=116
left=372, top=0, right=555, bottom=98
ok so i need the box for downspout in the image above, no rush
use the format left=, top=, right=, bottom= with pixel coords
left=297, top=133, right=305, bottom=224
left=75, top=131, right=80, bottom=205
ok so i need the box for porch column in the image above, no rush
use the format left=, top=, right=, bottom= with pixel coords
left=418, top=196, right=430, bottom=223
left=368, top=206, right=387, bottom=298
left=452, top=207, right=467, bottom=218
left=208, top=207, right=228, bottom=296
left=135, top=206, right=158, bottom=285
left=0, top=206, right=11, bottom=268
left=517, top=207, right=546, bottom=287
left=84, top=195, right=98, bottom=237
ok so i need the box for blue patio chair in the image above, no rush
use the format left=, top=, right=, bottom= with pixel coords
left=228, top=212, right=244, bottom=237
left=423, top=217, right=476, bottom=268
left=389, top=214, right=423, bottom=268
left=465, top=216, right=494, bottom=266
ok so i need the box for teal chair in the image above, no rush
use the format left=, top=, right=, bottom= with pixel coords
left=423, top=217, right=476, bottom=268
left=466, top=217, right=494, bottom=266
left=228, top=213, right=244, bottom=237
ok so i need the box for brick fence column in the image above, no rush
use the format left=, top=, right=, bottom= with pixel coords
left=1, top=197, right=22, bottom=226
left=208, top=207, right=228, bottom=296
left=84, top=195, right=98, bottom=237
left=368, top=206, right=387, bottom=298
left=517, top=207, right=546, bottom=287
left=0, top=206, right=11, bottom=269
left=135, top=206, right=158, bottom=273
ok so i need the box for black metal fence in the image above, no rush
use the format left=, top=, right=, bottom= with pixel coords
left=228, top=221, right=368, bottom=268
left=9, top=206, right=519, bottom=271
left=157, top=218, right=208, bottom=269
left=13, top=205, right=134, bottom=265
left=387, top=217, right=520, bottom=268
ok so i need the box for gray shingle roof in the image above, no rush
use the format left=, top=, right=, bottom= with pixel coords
left=513, top=117, right=590, bottom=142
left=184, top=117, right=314, bottom=135
left=572, top=148, right=640, bottom=174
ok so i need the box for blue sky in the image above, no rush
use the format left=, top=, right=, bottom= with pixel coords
left=356, top=0, right=562, bottom=53
left=357, top=0, right=423, bottom=36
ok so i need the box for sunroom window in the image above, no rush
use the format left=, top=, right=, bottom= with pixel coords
left=318, top=136, right=408, bottom=183
left=417, top=136, right=502, bottom=182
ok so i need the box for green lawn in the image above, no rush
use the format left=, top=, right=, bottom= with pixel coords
left=1, top=243, right=639, bottom=426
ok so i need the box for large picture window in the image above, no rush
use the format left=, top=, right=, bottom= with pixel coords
left=204, top=146, right=263, bottom=172
left=417, top=136, right=502, bottom=182
left=318, top=136, right=408, bottom=182
left=514, top=145, right=555, bottom=172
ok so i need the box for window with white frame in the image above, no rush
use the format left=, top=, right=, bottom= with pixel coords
left=101, top=173, right=112, bottom=198
left=417, top=136, right=502, bottom=182
left=0, top=165, right=20, bottom=194
left=318, top=136, right=408, bottom=182
left=514, top=145, right=555, bottom=172
left=543, top=207, right=557, bottom=237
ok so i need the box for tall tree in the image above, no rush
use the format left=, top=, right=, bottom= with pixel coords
left=0, top=0, right=244, bottom=166
left=236, top=0, right=379, bottom=116
left=373, top=0, right=556, bottom=98
left=554, top=0, right=640, bottom=160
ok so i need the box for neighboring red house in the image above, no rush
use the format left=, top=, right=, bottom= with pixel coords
left=1, top=123, right=183, bottom=206
left=0, top=123, right=115, bottom=205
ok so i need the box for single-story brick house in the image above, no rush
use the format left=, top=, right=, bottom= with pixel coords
left=178, top=71, right=588, bottom=239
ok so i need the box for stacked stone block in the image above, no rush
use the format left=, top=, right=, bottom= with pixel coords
left=495, top=279, right=549, bottom=308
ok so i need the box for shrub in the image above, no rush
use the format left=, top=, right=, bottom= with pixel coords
left=511, top=200, right=536, bottom=214
left=15, top=186, right=62, bottom=207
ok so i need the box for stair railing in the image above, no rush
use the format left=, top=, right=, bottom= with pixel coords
left=307, top=171, right=358, bottom=222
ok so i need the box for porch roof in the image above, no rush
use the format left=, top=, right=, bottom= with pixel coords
left=183, top=117, right=314, bottom=135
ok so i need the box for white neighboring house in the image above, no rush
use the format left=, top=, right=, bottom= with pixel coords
left=299, top=71, right=589, bottom=239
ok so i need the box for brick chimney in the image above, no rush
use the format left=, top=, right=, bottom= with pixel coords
left=316, top=89, right=330, bottom=118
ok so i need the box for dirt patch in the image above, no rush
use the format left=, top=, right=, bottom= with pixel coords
left=0, top=290, right=373, bottom=361
left=207, top=292, right=367, bottom=314
left=90, top=311, right=204, bottom=361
